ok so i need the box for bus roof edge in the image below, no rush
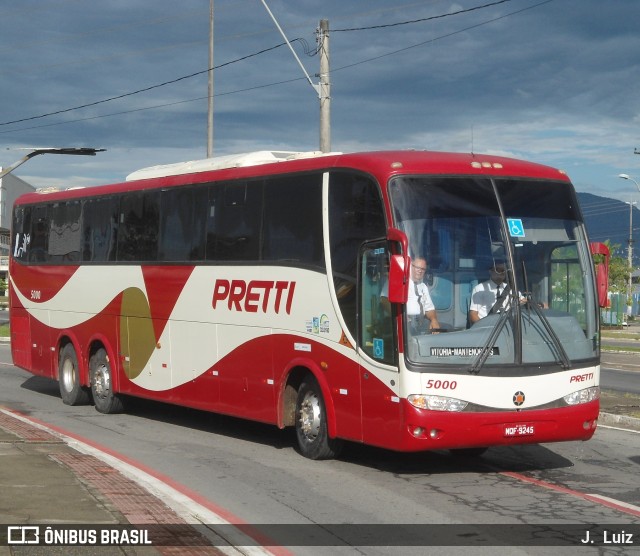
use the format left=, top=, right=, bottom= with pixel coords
left=125, top=150, right=342, bottom=181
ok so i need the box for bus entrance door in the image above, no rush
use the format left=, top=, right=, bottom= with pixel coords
left=359, top=243, right=402, bottom=447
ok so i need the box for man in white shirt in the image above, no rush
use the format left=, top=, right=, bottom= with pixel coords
left=406, top=257, right=441, bottom=333
left=469, top=263, right=513, bottom=323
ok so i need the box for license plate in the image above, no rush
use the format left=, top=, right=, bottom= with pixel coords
left=504, top=424, right=535, bottom=437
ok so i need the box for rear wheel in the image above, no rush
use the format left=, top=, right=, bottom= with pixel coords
left=295, top=376, right=343, bottom=460
left=58, top=344, right=90, bottom=405
left=90, top=348, right=124, bottom=414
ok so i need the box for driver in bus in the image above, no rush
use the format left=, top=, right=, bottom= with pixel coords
left=469, top=262, right=523, bottom=323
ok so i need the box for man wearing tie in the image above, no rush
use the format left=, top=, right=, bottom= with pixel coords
left=469, top=262, right=511, bottom=324
left=407, top=257, right=440, bottom=334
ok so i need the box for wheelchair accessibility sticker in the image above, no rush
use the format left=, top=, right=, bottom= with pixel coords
left=507, top=218, right=525, bottom=238
left=373, top=338, right=384, bottom=359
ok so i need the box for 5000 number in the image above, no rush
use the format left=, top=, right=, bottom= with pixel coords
left=425, top=379, right=457, bottom=390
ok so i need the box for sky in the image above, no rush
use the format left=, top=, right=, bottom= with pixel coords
left=1, top=0, right=639, bottom=203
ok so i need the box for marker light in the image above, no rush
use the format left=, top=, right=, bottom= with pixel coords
left=470, top=161, right=504, bottom=170
left=408, top=394, right=468, bottom=412
left=563, top=386, right=600, bottom=406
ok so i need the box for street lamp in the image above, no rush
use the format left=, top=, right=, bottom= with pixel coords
left=0, top=147, right=105, bottom=180
left=0, top=147, right=106, bottom=239
left=618, top=174, right=640, bottom=315
left=619, top=173, right=640, bottom=191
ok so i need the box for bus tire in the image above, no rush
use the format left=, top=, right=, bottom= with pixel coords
left=58, top=344, right=90, bottom=406
left=295, top=376, right=343, bottom=460
left=90, top=348, right=124, bottom=414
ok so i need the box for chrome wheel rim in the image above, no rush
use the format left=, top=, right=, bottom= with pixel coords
left=93, top=364, right=110, bottom=399
left=61, top=358, right=75, bottom=393
left=299, top=390, right=321, bottom=441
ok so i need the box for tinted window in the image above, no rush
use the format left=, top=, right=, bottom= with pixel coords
left=329, top=171, right=386, bottom=278
left=48, top=201, right=82, bottom=262
left=206, top=182, right=262, bottom=261
left=29, top=205, right=50, bottom=263
left=328, top=171, right=386, bottom=337
left=262, top=174, right=323, bottom=266
left=118, top=192, right=160, bottom=262
left=11, top=205, right=30, bottom=262
left=159, top=186, right=207, bottom=261
left=82, top=197, right=119, bottom=262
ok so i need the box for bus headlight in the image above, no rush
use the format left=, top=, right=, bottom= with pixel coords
left=563, top=386, right=600, bottom=406
left=408, top=394, right=468, bottom=412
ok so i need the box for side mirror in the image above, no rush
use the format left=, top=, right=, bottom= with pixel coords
left=386, top=227, right=410, bottom=303
left=387, top=254, right=408, bottom=303
left=590, top=242, right=610, bottom=309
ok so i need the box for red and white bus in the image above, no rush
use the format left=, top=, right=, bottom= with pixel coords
left=9, top=150, right=602, bottom=459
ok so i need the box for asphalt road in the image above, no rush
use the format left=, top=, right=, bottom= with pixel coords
left=1, top=342, right=639, bottom=556
left=2, top=367, right=639, bottom=554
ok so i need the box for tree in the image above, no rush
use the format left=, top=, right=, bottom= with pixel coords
left=602, top=241, right=630, bottom=295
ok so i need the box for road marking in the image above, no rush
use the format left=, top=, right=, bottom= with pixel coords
left=598, top=424, right=640, bottom=434
left=500, top=471, right=640, bottom=518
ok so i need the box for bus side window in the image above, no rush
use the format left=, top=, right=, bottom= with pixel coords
left=29, top=205, right=49, bottom=263
left=82, top=196, right=119, bottom=262
left=206, top=182, right=262, bottom=261
left=118, top=192, right=160, bottom=262
left=328, top=171, right=386, bottom=340
left=49, top=201, right=82, bottom=263
left=158, top=187, right=207, bottom=261
left=262, top=174, right=324, bottom=266
left=12, top=205, right=31, bottom=262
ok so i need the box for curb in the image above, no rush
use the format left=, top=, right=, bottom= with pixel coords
left=0, top=408, right=280, bottom=555
left=599, top=412, right=640, bottom=432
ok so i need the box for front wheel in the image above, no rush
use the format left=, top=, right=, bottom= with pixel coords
left=59, top=344, right=90, bottom=406
left=295, top=376, right=343, bottom=460
left=90, top=348, right=124, bottom=414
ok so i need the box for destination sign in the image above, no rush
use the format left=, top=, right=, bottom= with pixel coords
left=430, top=347, right=499, bottom=358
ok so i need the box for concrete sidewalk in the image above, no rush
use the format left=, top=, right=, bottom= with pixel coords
left=0, top=410, right=228, bottom=555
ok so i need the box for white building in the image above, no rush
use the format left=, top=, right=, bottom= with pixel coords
left=0, top=170, right=36, bottom=284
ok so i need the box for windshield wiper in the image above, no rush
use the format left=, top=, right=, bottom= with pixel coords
left=468, top=306, right=512, bottom=375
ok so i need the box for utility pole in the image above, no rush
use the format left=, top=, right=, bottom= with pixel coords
left=318, top=19, right=331, bottom=153
left=259, top=2, right=332, bottom=153
left=207, top=0, right=214, bottom=157
left=619, top=173, right=640, bottom=313
left=627, top=200, right=635, bottom=309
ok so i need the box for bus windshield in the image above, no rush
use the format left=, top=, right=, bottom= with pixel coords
left=389, top=176, right=598, bottom=375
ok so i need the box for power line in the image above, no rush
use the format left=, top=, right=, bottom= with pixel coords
left=0, top=76, right=311, bottom=136
left=332, top=0, right=514, bottom=32
left=330, top=0, right=554, bottom=74
left=1, top=0, right=554, bottom=135
left=0, top=40, right=297, bottom=127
